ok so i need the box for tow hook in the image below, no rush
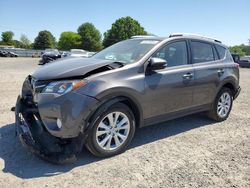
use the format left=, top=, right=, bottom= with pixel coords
left=11, top=106, right=15, bottom=112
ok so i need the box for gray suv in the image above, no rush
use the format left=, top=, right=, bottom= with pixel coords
left=15, top=34, right=241, bottom=163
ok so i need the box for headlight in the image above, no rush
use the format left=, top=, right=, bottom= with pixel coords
left=42, top=80, right=88, bottom=95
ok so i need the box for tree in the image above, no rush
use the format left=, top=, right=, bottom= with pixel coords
left=103, top=16, right=147, bottom=47
left=1, top=31, right=14, bottom=45
left=229, top=45, right=246, bottom=57
left=33, top=30, right=56, bottom=49
left=58, top=31, right=81, bottom=50
left=77, top=22, right=102, bottom=51
left=13, top=40, right=23, bottom=48
left=20, top=34, right=31, bottom=49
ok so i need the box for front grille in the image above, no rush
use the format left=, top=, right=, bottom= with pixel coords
left=22, top=76, right=50, bottom=103
left=30, top=76, right=48, bottom=93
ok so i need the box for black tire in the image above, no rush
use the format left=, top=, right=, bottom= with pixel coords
left=208, top=87, right=233, bottom=121
left=85, top=102, right=136, bottom=157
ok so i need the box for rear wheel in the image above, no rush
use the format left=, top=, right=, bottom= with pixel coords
left=86, top=103, right=135, bottom=157
left=208, top=87, right=233, bottom=121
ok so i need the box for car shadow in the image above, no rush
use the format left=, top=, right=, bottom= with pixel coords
left=0, top=113, right=215, bottom=179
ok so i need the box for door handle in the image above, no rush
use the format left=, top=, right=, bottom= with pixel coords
left=217, top=69, right=224, bottom=76
left=182, top=73, right=193, bottom=79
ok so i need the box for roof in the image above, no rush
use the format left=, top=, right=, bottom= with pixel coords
left=131, top=33, right=227, bottom=47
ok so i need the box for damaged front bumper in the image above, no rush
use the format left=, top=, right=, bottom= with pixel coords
left=15, top=91, right=98, bottom=164
left=15, top=96, right=82, bottom=163
left=14, top=75, right=100, bottom=163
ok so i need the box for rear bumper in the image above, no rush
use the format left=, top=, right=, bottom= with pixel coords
left=234, top=86, right=241, bottom=99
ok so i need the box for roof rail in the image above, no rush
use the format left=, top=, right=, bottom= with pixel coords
left=131, top=35, right=156, bottom=39
left=169, top=33, right=222, bottom=43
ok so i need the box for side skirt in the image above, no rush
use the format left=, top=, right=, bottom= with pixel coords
left=143, top=104, right=211, bottom=127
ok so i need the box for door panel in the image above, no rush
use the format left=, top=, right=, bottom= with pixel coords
left=190, top=40, right=222, bottom=106
left=193, top=62, right=224, bottom=106
left=143, top=65, right=194, bottom=119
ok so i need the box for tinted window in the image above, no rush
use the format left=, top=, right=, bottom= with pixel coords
left=215, top=45, right=226, bottom=60
left=191, top=41, right=214, bottom=63
left=153, top=41, right=188, bottom=67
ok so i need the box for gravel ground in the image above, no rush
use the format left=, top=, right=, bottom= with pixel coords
left=0, top=58, right=249, bottom=188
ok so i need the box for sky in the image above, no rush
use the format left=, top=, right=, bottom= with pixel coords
left=0, top=0, right=249, bottom=46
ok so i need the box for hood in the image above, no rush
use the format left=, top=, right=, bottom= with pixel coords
left=32, top=57, right=116, bottom=80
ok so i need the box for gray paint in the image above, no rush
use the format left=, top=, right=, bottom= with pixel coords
left=32, top=57, right=117, bottom=80
left=17, top=36, right=240, bottom=139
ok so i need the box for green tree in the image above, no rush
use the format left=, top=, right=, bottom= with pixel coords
left=77, top=22, right=102, bottom=51
left=103, top=16, right=147, bottom=47
left=229, top=44, right=246, bottom=57
left=1, top=31, right=14, bottom=45
left=20, top=34, right=31, bottom=49
left=58, top=31, right=81, bottom=50
left=33, top=30, right=56, bottom=49
left=245, top=46, right=250, bottom=55
left=13, top=40, right=23, bottom=48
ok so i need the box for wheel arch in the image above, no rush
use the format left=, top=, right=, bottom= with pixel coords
left=85, top=94, right=143, bottom=134
left=217, top=80, right=238, bottom=99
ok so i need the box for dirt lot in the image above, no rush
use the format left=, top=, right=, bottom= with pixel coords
left=0, top=57, right=249, bottom=188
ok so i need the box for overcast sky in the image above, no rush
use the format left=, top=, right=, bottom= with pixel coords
left=0, top=0, right=249, bottom=46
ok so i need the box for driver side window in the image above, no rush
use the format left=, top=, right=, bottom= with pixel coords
left=153, top=41, right=188, bottom=67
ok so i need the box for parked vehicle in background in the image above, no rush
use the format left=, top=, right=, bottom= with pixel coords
left=32, top=52, right=41, bottom=58
left=39, top=49, right=61, bottom=65
left=238, top=56, right=250, bottom=68
left=0, top=50, right=8, bottom=57
left=88, top=51, right=96, bottom=57
left=0, top=50, right=18, bottom=57
left=231, top=54, right=250, bottom=68
left=14, top=33, right=241, bottom=163
left=69, top=49, right=89, bottom=57
left=231, top=54, right=240, bottom=63
left=8, top=51, right=19, bottom=57
left=60, top=51, right=69, bottom=57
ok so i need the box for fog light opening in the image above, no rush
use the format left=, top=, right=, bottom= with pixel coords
left=56, top=118, right=62, bottom=129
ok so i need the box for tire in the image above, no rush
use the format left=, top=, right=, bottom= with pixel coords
left=86, top=102, right=136, bottom=157
left=208, top=87, right=233, bottom=121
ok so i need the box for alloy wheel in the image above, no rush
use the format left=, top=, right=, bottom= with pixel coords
left=217, top=92, right=232, bottom=118
left=96, top=112, right=130, bottom=151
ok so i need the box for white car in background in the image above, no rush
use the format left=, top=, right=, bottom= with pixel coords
left=69, top=49, right=89, bottom=57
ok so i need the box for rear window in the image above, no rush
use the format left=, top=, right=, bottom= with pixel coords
left=215, top=45, right=226, bottom=60
left=191, top=41, right=214, bottom=63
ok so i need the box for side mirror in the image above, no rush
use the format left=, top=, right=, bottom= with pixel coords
left=149, top=57, right=167, bottom=70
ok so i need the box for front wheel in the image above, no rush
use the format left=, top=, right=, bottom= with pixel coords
left=208, top=88, right=233, bottom=121
left=86, top=103, right=136, bottom=157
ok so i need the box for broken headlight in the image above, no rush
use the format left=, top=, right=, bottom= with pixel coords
left=42, top=80, right=88, bottom=95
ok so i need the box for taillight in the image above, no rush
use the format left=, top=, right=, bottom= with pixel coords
left=235, top=63, right=240, bottom=69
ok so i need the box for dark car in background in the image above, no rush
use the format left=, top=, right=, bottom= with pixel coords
left=8, top=51, right=19, bottom=57
left=232, top=54, right=250, bottom=68
left=0, top=50, right=8, bottom=57
left=0, top=50, right=18, bottom=57
left=39, top=49, right=61, bottom=65
left=15, top=34, right=240, bottom=163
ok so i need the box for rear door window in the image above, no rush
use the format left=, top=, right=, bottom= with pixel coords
left=215, top=45, right=227, bottom=60
left=190, top=41, right=214, bottom=63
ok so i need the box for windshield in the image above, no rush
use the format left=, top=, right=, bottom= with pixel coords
left=93, top=39, right=160, bottom=64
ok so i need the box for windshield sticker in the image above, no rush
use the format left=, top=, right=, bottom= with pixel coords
left=140, top=40, right=159, bottom=44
